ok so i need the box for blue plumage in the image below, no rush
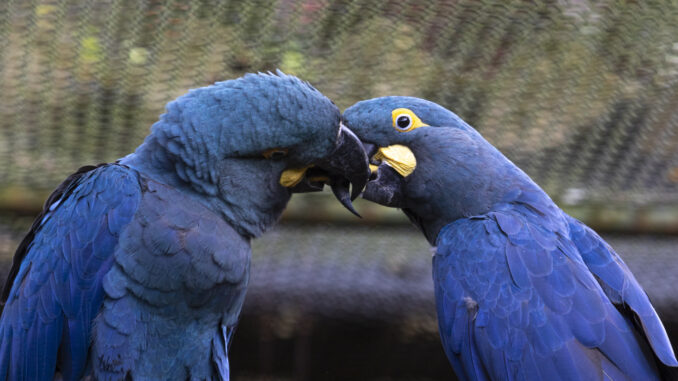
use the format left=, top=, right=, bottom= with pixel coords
left=0, top=72, right=368, bottom=380
left=344, top=96, right=678, bottom=380
left=0, top=164, right=140, bottom=380
left=434, top=197, right=667, bottom=380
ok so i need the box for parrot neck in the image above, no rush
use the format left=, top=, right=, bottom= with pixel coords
left=120, top=130, right=291, bottom=239
left=404, top=128, right=544, bottom=245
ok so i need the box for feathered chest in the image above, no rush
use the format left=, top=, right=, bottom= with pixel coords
left=93, top=178, right=251, bottom=379
left=102, top=178, right=251, bottom=310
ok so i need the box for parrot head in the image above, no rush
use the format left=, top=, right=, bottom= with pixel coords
left=122, top=72, right=369, bottom=237
left=343, top=96, right=527, bottom=243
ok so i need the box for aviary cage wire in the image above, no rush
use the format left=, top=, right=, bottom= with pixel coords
left=1, top=1, right=678, bottom=379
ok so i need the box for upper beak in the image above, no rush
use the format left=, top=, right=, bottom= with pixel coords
left=287, top=124, right=370, bottom=217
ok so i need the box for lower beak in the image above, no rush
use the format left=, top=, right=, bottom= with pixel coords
left=284, top=124, right=369, bottom=217
left=362, top=163, right=405, bottom=207
left=358, top=142, right=415, bottom=209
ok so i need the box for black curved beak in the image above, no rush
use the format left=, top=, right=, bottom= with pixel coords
left=290, top=124, right=369, bottom=217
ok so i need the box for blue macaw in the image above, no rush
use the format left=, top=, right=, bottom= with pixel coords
left=0, top=72, right=368, bottom=380
left=343, top=96, right=678, bottom=380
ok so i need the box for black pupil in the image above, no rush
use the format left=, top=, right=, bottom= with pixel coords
left=397, top=115, right=411, bottom=129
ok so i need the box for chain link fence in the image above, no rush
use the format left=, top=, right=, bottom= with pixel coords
left=1, top=2, right=678, bottom=379
left=1, top=0, right=678, bottom=209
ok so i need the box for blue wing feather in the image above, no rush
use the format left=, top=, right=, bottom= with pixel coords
left=434, top=189, right=676, bottom=381
left=568, top=216, right=678, bottom=368
left=0, top=164, right=141, bottom=381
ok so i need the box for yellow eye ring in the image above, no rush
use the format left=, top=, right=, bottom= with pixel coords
left=392, top=108, right=427, bottom=132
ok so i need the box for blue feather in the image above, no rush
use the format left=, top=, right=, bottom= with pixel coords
left=432, top=201, right=673, bottom=380
left=0, top=165, right=141, bottom=380
left=568, top=216, right=678, bottom=368
left=494, top=212, right=523, bottom=236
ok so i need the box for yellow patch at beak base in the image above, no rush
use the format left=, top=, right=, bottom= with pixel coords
left=373, top=145, right=416, bottom=177
left=280, top=166, right=311, bottom=187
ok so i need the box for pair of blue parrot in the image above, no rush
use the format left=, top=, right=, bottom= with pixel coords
left=0, top=71, right=675, bottom=380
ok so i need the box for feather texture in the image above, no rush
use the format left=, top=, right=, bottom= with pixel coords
left=0, top=164, right=141, bottom=380
left=434, top=190, right=675, bottom=381
left=0, top=165, right=251, bottom=380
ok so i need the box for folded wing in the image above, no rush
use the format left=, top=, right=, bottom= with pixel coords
left=0, top=164, right=141, bottom=380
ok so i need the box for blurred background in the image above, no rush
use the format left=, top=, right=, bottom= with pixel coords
left=1, top=0, right=678, bottom=379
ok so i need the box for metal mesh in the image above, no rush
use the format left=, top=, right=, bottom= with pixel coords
left=1, top=5, right=677, bottom=377
left=1, top=0, right=678, bottom=207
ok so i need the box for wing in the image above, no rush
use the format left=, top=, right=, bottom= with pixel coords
left=0, top=164, right=141, bottom=381
left=433, top=200, right=672, bottom=381
left=567, top=215, right=678, bottom=371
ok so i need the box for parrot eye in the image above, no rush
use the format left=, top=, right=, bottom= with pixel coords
left=391, top=108, right=428, bottom=132
left=396, top=115, right=412, bottom=131
left=263, top=148, right=288, bottom=160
